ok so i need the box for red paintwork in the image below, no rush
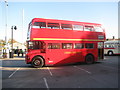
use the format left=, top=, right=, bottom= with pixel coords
left=30, top=18, right=105, bottom=41
left=104, top=48, right=115, bottom=49
left=25, top=18, right=106, bottom=66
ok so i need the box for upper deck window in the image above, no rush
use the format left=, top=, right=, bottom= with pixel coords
left=94, top=26, right=103, bottom=32
left=73, top=25, right=83, bottom=31
left=47, top=23, right=60, bottom=29
left=61, top=24, right=72, bottom=30
left=84, top=25, right=94, bottom=31
left=33, top=22, right=46, bottom=28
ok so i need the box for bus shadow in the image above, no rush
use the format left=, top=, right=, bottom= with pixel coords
left=49, top=60, right=102, bottom=67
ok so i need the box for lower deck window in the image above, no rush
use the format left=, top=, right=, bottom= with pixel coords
left=85, top=43, right=94, bottom=49
left=28, top=41, right=42, bottom=49
left=62, top=43, right=72, bottom=49
left=74, top=43, right=84, bottom=49
left=48, top=43, right=60, bottom=49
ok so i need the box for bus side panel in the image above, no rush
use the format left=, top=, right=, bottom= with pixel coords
left=82, top=48, right=98, bottom=62
left=45, top=48, right=85, bottom=66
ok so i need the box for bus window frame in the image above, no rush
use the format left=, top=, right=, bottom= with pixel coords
left=85, top=43, right=95, bottom=49
left=84, top=25, right=94, bottom=31
left=73, top=24, right=84, bottom=31
left=47, top=22, right=60, bottom=29
left=74, top=43, right=84, bottom=49
left=61, top=23, right=73, bottom=30
left=48, top=43, right=61, bottom=49
left=32, top=22, right=46, bottom=29
left=27, top=41, right=44, bottom=50
left=94, top=26, right=104, bottom=32
left=62, top=43, right=73, bottom=49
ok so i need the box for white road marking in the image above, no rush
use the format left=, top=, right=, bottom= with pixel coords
left=43, top=78, right=49, bottom=89
left=47, top=67, right=53, bottom=76
left=8, top=68, right=20, bottom=78
left=73, top=66, right=92, bottom=74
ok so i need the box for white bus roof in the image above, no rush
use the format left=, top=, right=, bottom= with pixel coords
left=105, top=40, right=120, bottom=44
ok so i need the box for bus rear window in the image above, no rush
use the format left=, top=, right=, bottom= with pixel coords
left=33, top=22, right=46, bottom=28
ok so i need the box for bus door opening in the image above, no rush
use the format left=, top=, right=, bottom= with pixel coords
left=98, top=42, right=104, bottom=59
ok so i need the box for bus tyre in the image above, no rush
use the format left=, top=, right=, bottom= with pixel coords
left=108, top=51, right=113, bottom=56
left=32, top=56, right=44, bottom=68
left=85, top=55, right=94, bottom=64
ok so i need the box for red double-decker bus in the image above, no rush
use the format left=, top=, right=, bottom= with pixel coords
left=25, top=18, right=106, bottom=68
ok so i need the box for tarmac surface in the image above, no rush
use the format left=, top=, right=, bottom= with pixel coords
left=1, top=56, right=119, bottom=89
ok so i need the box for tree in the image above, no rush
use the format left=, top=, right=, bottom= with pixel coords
left=0, top=39, right=6, bottom=47
left=8, top=39, right=18, bottom=44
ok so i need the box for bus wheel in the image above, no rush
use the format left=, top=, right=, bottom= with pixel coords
left=108, top=51, right=113, bottom=56
left=85, top=54, right=94, bottom=64
left=32, top=56, right=44, bottom=68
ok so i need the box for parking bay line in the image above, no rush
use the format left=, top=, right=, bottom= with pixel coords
left=47, top=67, right=53, bottom=76
left=43, top=78, right=49, bottom=90
left=73, top=66, right=92, bottom=74
left=8, top=68, right=20, bottom=78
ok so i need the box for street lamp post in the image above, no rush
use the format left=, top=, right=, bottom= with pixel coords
left=5, top=0, right=8, bottom=45
left=3, top=0, right=8, bottom=58
left=10, top=26, right=17, bottom=58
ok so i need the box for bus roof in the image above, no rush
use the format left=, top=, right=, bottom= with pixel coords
left=105, top=40, right=120, bottom=44
left=31, top=18, right=101, bottom=26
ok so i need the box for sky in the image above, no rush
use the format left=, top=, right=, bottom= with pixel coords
left=0, top=0, right=119, bottom=43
